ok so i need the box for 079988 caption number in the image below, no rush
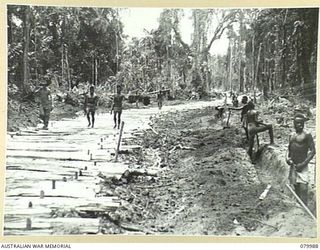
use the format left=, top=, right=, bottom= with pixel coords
left=300, top=244, right=319, bottom=248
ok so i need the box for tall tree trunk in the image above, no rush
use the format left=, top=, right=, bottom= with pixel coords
left=61, top=44, right=64, bottom=86
left=243, top=66, right=247, bottom=91
left=65, top=48, right=71, bottom=90
left=274, top=26, right=281, bottom=89
left=34, top=21, right=38, bottom=83
left=229, top=39, right=233, bottom=92
left=281, top=10, right=288, bottom=88
left=238, top=14, right=243, bottom=93
left=254, top=43, right=262, bottom=102
left=251, top=34, right=255, bottom=93
left=282, top=28, right=287, bottom=87
left=22, top=5, right=31, bottom=93
left=95, top=58, right=98, bottom=85
left=92, top=57, right=95, bottom=85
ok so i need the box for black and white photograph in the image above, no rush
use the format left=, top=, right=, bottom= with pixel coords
left=4, top=5, right=318, bottom=238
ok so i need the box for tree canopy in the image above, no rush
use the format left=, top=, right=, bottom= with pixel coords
left=7, top=6, right=318, bottom=100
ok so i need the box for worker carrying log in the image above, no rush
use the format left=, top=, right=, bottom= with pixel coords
left=84, top=85, right=99, bottom=128
left=111, top=84, right=125, bottom=129
left=286, top=113, right=315, bottom=206
left=35, top=77, right=53, bottom=130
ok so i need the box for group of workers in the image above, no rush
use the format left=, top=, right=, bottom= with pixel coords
left=218, top=93, right=315, bottom=206
left=84, top=84, right=125, bottom=129
left=35, top=81, right=166, bottom=130
left=35, top=81, right=315, bottom=207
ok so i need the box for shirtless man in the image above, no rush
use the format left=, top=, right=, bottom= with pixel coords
left=286, top=114, right=315, bottom=205
left=111, top=84, right=125, bottom=129
left=246, top=101, right=274, bottom=160
left=35, top=79, right=53, bottom=130
left=228, top=96, right=251, bottom=139
left=84, top=85, right=98, bottom=128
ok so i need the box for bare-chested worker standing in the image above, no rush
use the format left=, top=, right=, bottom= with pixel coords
left=111, top=84, right=125, bottom=129
left=84, top=85, right=98, bottom=128
left=286, top=114, right=315, bottom=205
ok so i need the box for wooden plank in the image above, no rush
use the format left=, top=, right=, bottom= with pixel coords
left=4, top=229, right=53, bottom=236
left=7, top=148, right=81, bottom=153
left=5, top=169, right=75, bottom=180
left=4, top=196, right=120, bottom=210
left=6, top=158, right=92, bottom=169
left=4, top=217, right=100, bottom=235
left=5, top=180, right=98, bottom=198
left=4, top=178, right=101, bottom=196
left=4, top=207, right=53, bottom=216
left=5, top=160, right=127, bottom=180
left=6, top=150, right=89, bottom=160
left=7, top=142, right=81, bottom=149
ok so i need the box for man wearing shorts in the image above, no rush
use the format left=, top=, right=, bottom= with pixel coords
left=111, top=84, right=125, bottom=129
left=84, top=85, right=98, bottom=128
left=286, top=113, right=315, bottom=205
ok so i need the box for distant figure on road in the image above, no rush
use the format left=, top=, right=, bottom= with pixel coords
left=157, top=87, right=165, bottom=110
left=286, top=113, right=315, bottom=205
left=232, top=92, right=239, bottom=107
left=35, top=79, right=53, bottom=130
left=246, top=101, right=274, bottom=160
left=84, top=85, right=98, bottom=128
left=111, top=84, right=125, bottom=129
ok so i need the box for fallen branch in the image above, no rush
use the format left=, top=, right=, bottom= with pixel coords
left=120, top=223, right=145, bottom=232
left=169, top=144, right=196, bottom=153
left=135, top=182, right=174, bottom=189
left=149, top=126, right=159, bottom=135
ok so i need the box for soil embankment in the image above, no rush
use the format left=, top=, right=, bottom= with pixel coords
left=98, top=100, right=316, bottom=237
